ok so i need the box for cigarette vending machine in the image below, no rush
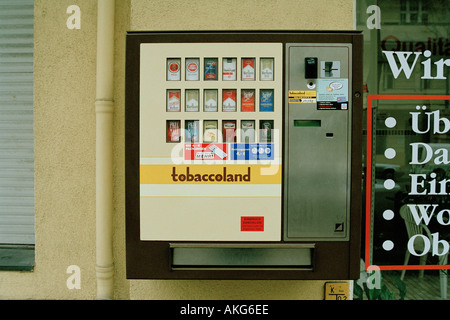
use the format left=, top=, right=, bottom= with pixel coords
left=126, top=31, right=363, bottom=280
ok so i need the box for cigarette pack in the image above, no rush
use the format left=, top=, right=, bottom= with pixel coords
left=185, top=89, right=199, bottom=112
left=241, top=58, right=255, bottom=81
left=204, top=89, right=218, bottom=112
left=241, top=89, right=255, bottom=112
left=260, top=58, right=274, bottom=81
left=167, top=58, right=181, bottom=81
left=185, top=120, right=199, bottom=143
left=222, top=120, right=237, bottom=143
left=223, top=58, right=237, bottom=81
left=203, top=120, right=218, bottom=143
left=167, top=120, right=181, bottom=142
left=185, top=58, right=200, bottom=81
left=204, top=58, right=218, bottom=81
left=241, top=120, right=255, bottom=143
left=260, top=120, right=273, bottom=143
left=166, top=89, right=181, bottom=112
left=222, top=89, right=237, bottom=112
left=259, top=89, right=274, bottom=112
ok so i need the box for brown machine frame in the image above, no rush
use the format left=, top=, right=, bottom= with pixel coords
left=125, top=31, right=363, bottom=280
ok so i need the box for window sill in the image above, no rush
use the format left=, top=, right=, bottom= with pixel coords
left=0, top=245, right=34, bottom=271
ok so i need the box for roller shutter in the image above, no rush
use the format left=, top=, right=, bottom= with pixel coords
left=0, top=0, right=35, bottom=244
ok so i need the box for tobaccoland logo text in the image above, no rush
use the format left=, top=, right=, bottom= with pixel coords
left=171, top=166, right=251, bottom=182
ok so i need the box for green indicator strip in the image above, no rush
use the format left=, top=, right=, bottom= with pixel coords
left=293, top=120, right=321, bottom=127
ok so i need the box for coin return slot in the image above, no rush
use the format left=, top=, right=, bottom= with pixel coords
left=326, top=133, right=334, bottom=138
left=170, top=244, right=314, bottom=270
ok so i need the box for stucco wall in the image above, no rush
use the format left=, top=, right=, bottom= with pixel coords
left=0, top=0, right=355, bottom=300
left=129, top=0, right=353, bottom=31
left=0, top=0, right=98, bottom=299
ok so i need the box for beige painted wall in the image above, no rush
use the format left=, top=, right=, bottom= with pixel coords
left=0, top=0, right=355, bottom=300
left=0, top=0, right=98, bottom=299
left=129, top=0, right=353, bottom=31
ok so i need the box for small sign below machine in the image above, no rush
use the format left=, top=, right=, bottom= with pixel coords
left=324, top=282, right=349, bottom=300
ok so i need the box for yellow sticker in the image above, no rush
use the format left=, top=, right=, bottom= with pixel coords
left=289, top=98, right=316, bottom=103
left=288, top=90, right=316, bottom=98
left=140, top=164, right=282, bottom=184
left=324, top=282, right=349, bottom=300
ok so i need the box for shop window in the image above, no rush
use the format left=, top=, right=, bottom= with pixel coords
left=400, top=0, right=428, bottom=24
left=357, top=0, right=449, bottom=300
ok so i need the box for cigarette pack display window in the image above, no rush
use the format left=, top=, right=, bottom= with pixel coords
left=126, top=31, right=363, bottom=281
left=204, top=89, right=218, bottom=112
left=185, top=120, right=199, bottom=143
left=166, top=120, right=181, bottom=143
left=203, top=120, right=218, bottom=143
left=241, top=58, right=256, bottom=81
left=185, top=89, right=199, bottom=112
left=259, top=120, right=273, bottom=142
left=185, top=58, right=200, bottom=81
left=158, top=52, right=279, bottom=145
left=260, top=58, right=274, bottom=81
left=241, top=120, right=255, bottom=143
left=166, top=89, right=181, bottom=112
left=167, top=58, right=181, bottom=81
left=204, top=58, right=218, bottom=80
left=260, top=89, right=274, bottom=112
left=222, top=89, right=237, bottom=112
left=241, top=89, right=255, bottom=112
left=222, top=120, right=237, bottom=143
left=223, top=58, right=237, bottom=81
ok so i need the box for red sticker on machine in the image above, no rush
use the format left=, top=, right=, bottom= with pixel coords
left=241, top=216, right=264, bottom=232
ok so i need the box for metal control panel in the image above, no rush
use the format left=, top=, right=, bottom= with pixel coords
left=284, top=44, right=352, bottom=241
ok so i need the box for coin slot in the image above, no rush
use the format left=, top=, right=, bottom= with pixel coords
left=304, top=57, right=318, bottom=79
left=326, top=133, right=334, bottom=138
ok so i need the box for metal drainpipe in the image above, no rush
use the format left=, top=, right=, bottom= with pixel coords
left=95, top=0, right=115, bottom=300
